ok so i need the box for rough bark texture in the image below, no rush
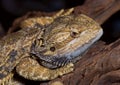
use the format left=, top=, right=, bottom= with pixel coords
left=8, top=0, right=120, bottom=85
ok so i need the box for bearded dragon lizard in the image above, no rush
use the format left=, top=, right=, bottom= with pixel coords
left=0, top=8, right=103, bottom=84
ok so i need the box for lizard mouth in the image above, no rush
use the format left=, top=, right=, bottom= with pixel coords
left=31, top=47, right=72, bottom=69
left=35, top=53, right=71, bottom=69
left=31, top=28, right=103, bottom=69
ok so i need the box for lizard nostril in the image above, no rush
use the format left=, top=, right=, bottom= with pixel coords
left=50, top=47, right=56, bottom=52
left=40, top=44, right=45, bottom=47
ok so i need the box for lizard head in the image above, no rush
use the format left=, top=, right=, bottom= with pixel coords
left=31, top=14, right=103, bottom=69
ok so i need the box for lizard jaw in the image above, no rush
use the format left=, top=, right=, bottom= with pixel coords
left=32, top=52, right=71, bottom=69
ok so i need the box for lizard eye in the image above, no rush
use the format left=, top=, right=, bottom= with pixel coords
left=50, top=47, right=56, bottom=52
left=71, top=31, right=79, bottom=38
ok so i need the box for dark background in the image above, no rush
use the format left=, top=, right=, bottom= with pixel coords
left=0, top=0, right=120, bottom=42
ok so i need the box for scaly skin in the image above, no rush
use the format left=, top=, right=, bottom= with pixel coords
left=17, top=14, right=103, bottom=80
left=0, top=8, right=74, bottom=84
left=0, top=8, right=103, bottom=84
left=0, top=24, right=43, bottom=84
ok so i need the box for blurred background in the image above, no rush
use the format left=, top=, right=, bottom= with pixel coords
left=0, top=0, right=120, bottom=43
left=0, top=0, right=84, bottom=30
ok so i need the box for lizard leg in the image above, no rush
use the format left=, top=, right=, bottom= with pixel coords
left=0, top=73, right=13, bottom=85
left=8, top=77, right=24, bottom=85
left=0, top=73, right=23, bottom=85
left=20, top=8, right=74, bottom=29
left=16, top=57, right=74, bottom=81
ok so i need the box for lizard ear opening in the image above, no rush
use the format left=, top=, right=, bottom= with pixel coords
left=70, top=31, right=79, bottom=38
left=50, top=47, right=56, bottom=52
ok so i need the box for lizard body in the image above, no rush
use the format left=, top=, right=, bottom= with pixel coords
left=0, top=8, right=103, bottom=84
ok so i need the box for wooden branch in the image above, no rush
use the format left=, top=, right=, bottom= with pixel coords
left=7, top=0, right=120, bottom=85
left=74, top=0, right=120, bottom=24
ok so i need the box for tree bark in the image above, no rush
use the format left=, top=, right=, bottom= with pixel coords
left=74, top=0, right=120, bottom=25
